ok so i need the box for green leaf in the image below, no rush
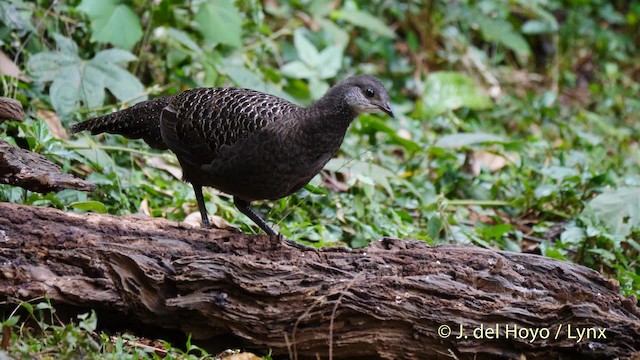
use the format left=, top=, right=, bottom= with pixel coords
left=195, top=0, right=242, bottom=48
left=434, top=132, right=506, bottom=148
left=332, top=9, right=396, bottom=38
left=308, top=77, right=329, bottom=100
left=316, top=46, right=343, bottom=79
left=67, top=138, right=116, bottom=172
left=324, top=159, right=396, bottom=196
left=423, top=72, right=492, bottom=116
left=541, top=244, right=568, bottom=261
left=534, top=184, right=557, bottom=199
left=69, top=201, right=108, bottom=214
left=3, top=315, right=20, bottom=327
left=521, top=19, right=558, bottom=34
left=584, top=187, right=640, bottom=237
left=294, top=29, right=320, bottom=67
left=78, top=311, right=98, bottom=332
left=426, top=215, right=443, bottom=240
left=78, top=0, right=143, bottom=50
left=539, top=166, right=579, bottom=180
left=280, top=60, right=316, bottom=79
left=165, top=28, right=203, bottom=55
left=560, top=225, right=585, bottom=244
left=222, top=59, right=293, bottom=102
left=358, top=116, right=421, bottom=152
left=0, top=1, right=34, bottom=35
left=283, top=31, right=343, bottom=81
left=477, top=17, right=531, bottom=56
left=481, top=223, right=514, bottom=240
left=27, top=35, right=145, bottom=115
left=588, top=248, right=617, bottom=262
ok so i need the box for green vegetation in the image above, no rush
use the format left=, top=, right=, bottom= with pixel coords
left=1, top=298, right=253, bottom=359
left=1, top=0, right=639, bottom=357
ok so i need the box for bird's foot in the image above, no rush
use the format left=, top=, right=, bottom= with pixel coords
left=275, top=233, right=316, bottom=251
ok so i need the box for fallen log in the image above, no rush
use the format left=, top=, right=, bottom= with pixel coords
left=0, top=96, right=94, bottom=193
left=0, top=138, right=96, bottom=193
left=0, top=97, right=24, bottom=124
left=0, top=202, right=638, bottom=359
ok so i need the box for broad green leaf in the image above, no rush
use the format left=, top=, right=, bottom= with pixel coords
left=195, top=0, right=242, bottom=48
left=90, top=49, right=144, bottom=102
left=477, top=17, right=531, bottom=56
left=294, top=29, right=321, bottom=67
left=539, top=166, right=579, bottom=180
left=309, top=0, right=334, bottom=18
left=283, top=31, right=343, bottom=81
left=317, top=18, right=350, bottom=48
left=423, top=72, right=492, bottom=116
left=481, top=223, right=513, bottom=240
left=27, top=35, right=145, bottom=115
left=0, top=1, right=34, bottom=35
left=534, top=184, right=557, bottom=199
left=584, top=187, right=640, bottom=237
left=222, top=59, right=293, bottom=102
left=53, top=33, right=78, bottom=55
left=316, top=46, right=343, bottom=79
left=426, top=215, right=443, bottom=240
left=280, top=60, right=316, bottom=79
left=67, top=138, right=116, bottom=172
left=3, top=315, right=20, bottom=327
left=560, top=225, right=585, bottom=244
left=540, top=244, right=568, bottom=261
left=308, top=77, right=329, bottom=100
left=521, top=19, right=558, bottom=34
left=92, top=48, right=137, bottom=64
left=435, top=132, right=505, bottom=148
left=78, top=0, right=143, bottom=50
left=588, top=248, right=617, bottom=262
left=332, top=9, right=395, bottom=38
left=165, top=28, right=203, bottom=55
left=69, top=201, right=108, bottom=214
left=358, top=116, right=421, bottom=152
left=324, top=159, right=396, bottom=196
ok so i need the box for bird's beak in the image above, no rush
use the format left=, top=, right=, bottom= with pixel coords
left=378, top=101, right=394, bottom=118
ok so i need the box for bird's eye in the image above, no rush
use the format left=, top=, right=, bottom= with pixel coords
left=364, top=88, right=375, bottom=98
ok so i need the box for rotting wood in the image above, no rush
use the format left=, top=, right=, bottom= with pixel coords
left=0, top=97, right=24, bottom=123
left=0, top=138, right=96, bottom=193
left=0, top=202, right=638, bottom=360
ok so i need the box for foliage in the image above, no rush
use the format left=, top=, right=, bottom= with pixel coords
left=1, top=0, right=640, bottom=354
left=27, top=34, right=146, bottom=116
left=0, top=299, right=260, bottom=359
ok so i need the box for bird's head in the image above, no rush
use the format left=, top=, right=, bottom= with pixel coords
left=338, top=75, right=394, bottom=118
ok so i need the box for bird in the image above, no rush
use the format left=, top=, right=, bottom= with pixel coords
left=72, top=75, right=394, bottom=236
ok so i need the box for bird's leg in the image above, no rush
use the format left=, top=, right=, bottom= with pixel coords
left=233, top=197, right=278, bottom=236
left=192, top=184, right=211, bottom=229
left=233, top=198, right=316, bottom=250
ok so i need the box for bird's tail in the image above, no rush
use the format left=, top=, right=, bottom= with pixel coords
left=71, top=97, right=171, bottom=149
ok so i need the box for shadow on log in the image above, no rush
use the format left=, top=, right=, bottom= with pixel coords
left=0, top=202, right=638, bottom=359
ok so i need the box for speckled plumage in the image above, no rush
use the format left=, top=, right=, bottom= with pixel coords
left=72, top=75, right=394, bottom=235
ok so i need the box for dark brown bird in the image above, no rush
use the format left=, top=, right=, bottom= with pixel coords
left=72, top=75, right=394, bottom=235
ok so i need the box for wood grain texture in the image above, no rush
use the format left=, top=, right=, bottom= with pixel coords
left=0, top=139, right=96, bottom=193
left=0, top=202, right=638, bottom=359
left=0, top=97, right=24, bottom=123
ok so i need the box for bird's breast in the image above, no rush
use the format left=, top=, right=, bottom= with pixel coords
left=182, top=125, right=345, bottom=201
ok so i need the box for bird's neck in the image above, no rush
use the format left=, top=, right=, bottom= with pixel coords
left=303, top=88, right=357, bottom=135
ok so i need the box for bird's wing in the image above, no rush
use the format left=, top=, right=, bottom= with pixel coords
left=160, top=87, right=298, bottom=166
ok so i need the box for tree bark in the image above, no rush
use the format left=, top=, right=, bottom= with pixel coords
left=0, top=202, right=638, bottom=360
left=0, top=139, right=96, bottom=193
left=0, top=97, right=24, bottom=123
